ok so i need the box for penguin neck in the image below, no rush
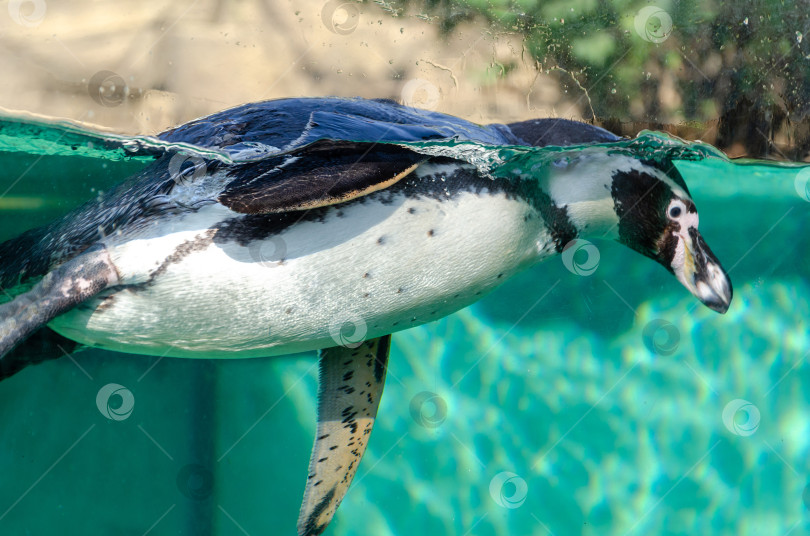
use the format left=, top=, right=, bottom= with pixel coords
left=535, top=153, right=622, bottom=243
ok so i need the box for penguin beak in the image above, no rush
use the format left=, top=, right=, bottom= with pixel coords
left=672, top=228, right=733, bottom=313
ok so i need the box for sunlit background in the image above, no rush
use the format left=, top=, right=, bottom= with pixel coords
left=2, top=0, right=809, bottom=158
left=0, top=1, right=809, bottom=535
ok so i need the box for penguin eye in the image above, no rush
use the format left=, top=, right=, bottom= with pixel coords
left=669, top=206, right=682, bottom=218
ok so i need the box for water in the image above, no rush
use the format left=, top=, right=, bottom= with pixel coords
left=0, top=116, right=809, bottom=535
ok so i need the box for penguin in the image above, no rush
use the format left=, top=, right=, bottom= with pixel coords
left=0, top=97, right=732, bottom=536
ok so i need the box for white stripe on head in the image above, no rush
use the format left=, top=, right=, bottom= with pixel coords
left=544, top=151, right=689, bottom=240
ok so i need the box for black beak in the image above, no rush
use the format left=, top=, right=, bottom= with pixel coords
left=673, top=228, right=733, bottom=313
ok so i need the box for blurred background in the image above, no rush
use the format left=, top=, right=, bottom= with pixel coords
left=1, top=1, right=810, bottom=536
left=1, top=0, right=808, bottom=158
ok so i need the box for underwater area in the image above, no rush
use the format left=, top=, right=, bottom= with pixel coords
left=0, top=112, right=809, bottom=536
left=1, top=1, right=810, bottom=535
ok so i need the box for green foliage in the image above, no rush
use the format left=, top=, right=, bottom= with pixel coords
left=389, top=0, right=810, bottom=129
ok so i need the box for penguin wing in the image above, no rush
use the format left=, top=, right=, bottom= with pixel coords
left=218, top=140, right=428, bottom=214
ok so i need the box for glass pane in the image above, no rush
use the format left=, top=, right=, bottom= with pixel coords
left=0, top=2, right=807, bottom=535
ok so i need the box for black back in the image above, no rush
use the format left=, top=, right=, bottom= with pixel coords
left=0, top=98, right=619, bottom=290
left=507, top=118, right=620, bottom=147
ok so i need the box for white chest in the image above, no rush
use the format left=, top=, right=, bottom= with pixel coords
left=49, top=186, right=551, bottom=358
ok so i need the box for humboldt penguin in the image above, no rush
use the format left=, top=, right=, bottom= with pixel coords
left=0, top=97, right=732, bottom=535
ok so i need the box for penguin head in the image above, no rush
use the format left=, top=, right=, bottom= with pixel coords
left=610, top=162, right=732, bottom=313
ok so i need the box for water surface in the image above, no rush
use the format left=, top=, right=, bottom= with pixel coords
left=0, top=116, right=808, bottom=535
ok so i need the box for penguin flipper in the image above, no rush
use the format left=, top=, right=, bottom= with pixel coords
left=297, top=335, right=392, bottom=536
left=219, top=140, right=426, bottom=214
left=0, top=245, right=119, bottom=368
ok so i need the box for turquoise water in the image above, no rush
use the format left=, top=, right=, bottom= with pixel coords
left=0, top=117, right=809, bottom=535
